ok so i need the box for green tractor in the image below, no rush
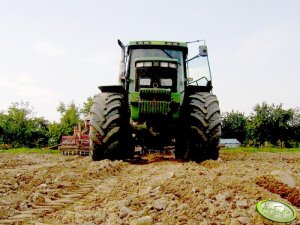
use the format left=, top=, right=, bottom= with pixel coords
left=89, top=40, right=221, bottom=162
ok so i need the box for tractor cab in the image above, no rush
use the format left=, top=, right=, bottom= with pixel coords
left=121, top=41, right=188, bottom=94
left=119, top=40, right=213, bottom=95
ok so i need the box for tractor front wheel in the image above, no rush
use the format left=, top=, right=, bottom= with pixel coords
left=175, top=92, right=221, bottom=162
left=89, top=93, right=134, bottom=161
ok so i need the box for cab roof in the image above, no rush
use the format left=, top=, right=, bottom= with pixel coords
left=128, top=40, right=188, bottom=49
left=135, top=57, right=178, bottom=63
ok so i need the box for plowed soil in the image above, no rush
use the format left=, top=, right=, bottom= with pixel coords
left=0, top=151, right=300, bottom=225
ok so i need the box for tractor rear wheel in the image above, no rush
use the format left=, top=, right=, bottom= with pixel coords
left=175, top=92, right=221, bottom=162
left=89, top=93, right=134, bottom=161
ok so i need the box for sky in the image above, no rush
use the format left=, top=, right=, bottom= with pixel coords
left=0, top=0, right=299, bottom=121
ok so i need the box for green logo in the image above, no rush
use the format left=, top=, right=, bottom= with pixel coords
left=256, top=200, right=296, bottom=223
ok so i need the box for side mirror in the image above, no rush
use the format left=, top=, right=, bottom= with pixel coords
left=199, top=45, right=208, bottom=57
left=187, top=77, right=193, bottom=82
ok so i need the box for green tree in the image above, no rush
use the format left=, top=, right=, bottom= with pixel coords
left=248, top=102, right=294, bottom=147
left=80, top=96, right=93, bottom=117
left=0, top=111, right=7, bottom=144
left=48, top=122, right=63, bottom=146
left=221, top=111, right=248, bottom=144
left=59, top=101, right=80, bottom=135
left=2, top=102, right=33, bottom=147
left=269, top=104, right=293, bottom=147
left=25, top=117, right=49, bottom=148
left=288, top=108, right=300, bottom=147
left=48, top=101, right=81, bottom=146
left=0, top=101, right=49, bottom=148
left=248, top=102, right=273, bottom=146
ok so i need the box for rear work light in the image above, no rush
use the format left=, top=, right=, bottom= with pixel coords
left=144, top=62, right=152, bottom=67
left=160, top=62, right=168, bottom=67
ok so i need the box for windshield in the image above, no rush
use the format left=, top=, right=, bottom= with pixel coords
left=128, top=48, right=185, bottom=92
left=187, top=54, right=212, bottom=86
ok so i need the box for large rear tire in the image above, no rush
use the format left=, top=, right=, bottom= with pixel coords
left=175, top=93, right=221, bottom=162
left=89, top=93, right=134, bottom=161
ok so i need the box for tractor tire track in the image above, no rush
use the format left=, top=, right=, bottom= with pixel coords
left=1, top=152, right=300, bottom=224
left=0, top=179, right=101, bottom=224
left=0, top=154, right=128, bottom=224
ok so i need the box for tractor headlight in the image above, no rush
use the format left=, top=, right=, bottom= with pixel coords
left=169, top=63, right=177, bottom=69
left=140, top=78, right=151, bottom=86
left=160, top=62, right=168, bottom=67
left=160, top=79, right=172, bottom=86
left=136, top=62, right=144, bottom=68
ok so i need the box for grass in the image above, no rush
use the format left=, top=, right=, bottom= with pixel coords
left=1, top=147, right=300, bottom=155
left=0, top=148, right=60, bottom=154
left=221, top=147, right=300, bottom=153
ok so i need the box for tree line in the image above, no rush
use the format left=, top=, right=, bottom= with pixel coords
left=0, top=100, right=299, bottom=148
left=222, top=103, right=300, bottom=147
left=0, top=98, right=93, bottom=149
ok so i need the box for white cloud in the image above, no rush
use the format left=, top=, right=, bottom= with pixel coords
left=0, top=70, right=56, bottom=99
left=214, top=22, right=300, bottom=114
left=81, top=53, right=107, bottom=64
left=80, top=51, right=120, bottom=85
left=231, top=23, right=300, bottom=65
left=34, top=41, right=66, bottom=56
left=81, top=50, right=118, bottom=65
left=0, top=69, right=60, bottom=120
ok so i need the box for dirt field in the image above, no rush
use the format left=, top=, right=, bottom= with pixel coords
left=0, top=151, right=299, bottom=225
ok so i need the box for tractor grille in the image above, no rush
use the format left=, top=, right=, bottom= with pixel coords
left=139, top=88, right=171, bottom=101
left=139, top=101, right=170, bottom=115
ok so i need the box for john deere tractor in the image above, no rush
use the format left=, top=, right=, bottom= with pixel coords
left=89, top=40, right=221, bottom=162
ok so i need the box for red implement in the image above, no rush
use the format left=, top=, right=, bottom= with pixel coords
left=58, top=119, right=90, bottom=156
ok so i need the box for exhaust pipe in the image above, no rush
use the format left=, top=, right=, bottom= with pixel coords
left=118, top=39, right=126, bottom=85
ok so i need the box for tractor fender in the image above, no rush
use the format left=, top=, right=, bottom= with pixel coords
left=98, top=85, right=128, bottom=95
left=184, top=85, right=212, bottom=96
